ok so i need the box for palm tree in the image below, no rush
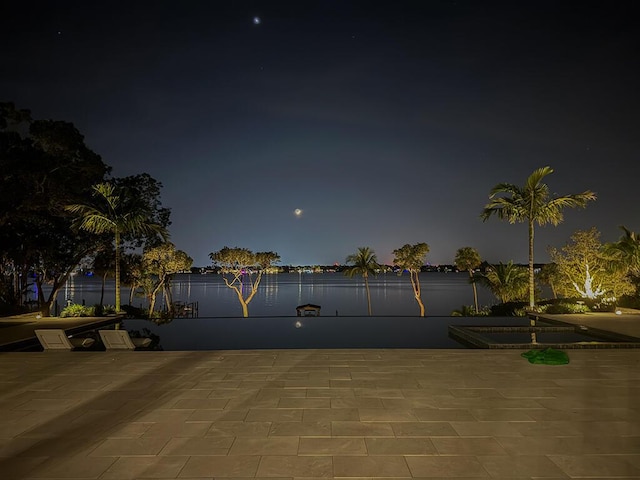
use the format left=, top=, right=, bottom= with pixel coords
left=454, top=247, right=482, bottom=313
left=481, top=166, right=596, bottom=307
left=392, top=243, right=430, bottom=316
left=66, top=183, right=167, bottom=312
left=344, top=247, right=380, bottom=316
left=603, top=226, right=640, bottom=277
left=476, top=261, right=529, bottom=304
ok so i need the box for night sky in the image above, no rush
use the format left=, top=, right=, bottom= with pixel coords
left=3, top=1, right=639, bottom=266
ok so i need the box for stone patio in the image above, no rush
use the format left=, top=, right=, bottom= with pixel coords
left=1, top=348, right=639, bottom=479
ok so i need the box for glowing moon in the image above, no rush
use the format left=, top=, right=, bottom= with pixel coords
left=294, top=208, right=303, bottom=217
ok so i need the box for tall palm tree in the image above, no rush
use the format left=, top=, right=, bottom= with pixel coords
left=454, top=247, right=482, bottom=313
left=481, top=166, right=596, bottom=307
left=344, top=247, right=380, bottom=316
left=66, top=183, right=167, bottom=312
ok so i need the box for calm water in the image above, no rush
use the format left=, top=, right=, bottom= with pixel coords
left=56, top=272, right=496, bottom=317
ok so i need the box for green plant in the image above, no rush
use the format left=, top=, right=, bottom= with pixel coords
left=543, top=302, right=591, bottom=314
left=60, top=303, right=95, bottom=317
left=451, top=305, right=490, bottom=317
left=102, top=305, right=117, bottom=314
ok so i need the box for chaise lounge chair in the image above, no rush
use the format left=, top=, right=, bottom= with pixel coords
left=98, top=329, right=152, bottom=350
left=35, top=329, right=96, bottom=350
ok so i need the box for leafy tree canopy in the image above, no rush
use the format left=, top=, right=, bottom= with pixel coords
left=209, top=246, right=280, bottom=317
left=393, top=243, right=429, bottom=271
left=549, top=227, right=634, bottom=300
left=1, top=103, right=110, bottom=313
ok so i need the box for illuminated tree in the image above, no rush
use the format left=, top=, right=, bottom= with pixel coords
left=454, top=247, right=482, bottom=313
left=392, top=243, right=430, bottom=316
left=481, top=166, right=596, bottom=307
left=344, top=247, right=380, bottom=316
left=142, top=242, right=192, bottom=314
left=66, top=183, right=168, bottom=312
left=549, top=228, right=634, bottom=300
left=209, top=247, right=280, bottom=317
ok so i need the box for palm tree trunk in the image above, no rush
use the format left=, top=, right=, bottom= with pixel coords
left=100, top=272, right=107, bottom=306
left=528, top=219, right=537, bottom=343
left=364, top=274, right=372, bottom=316
left=528, top=219, right=535, bottom=308
left=470, top=270, right=479, bottom=313
left=115, top=228, right=121, bottom=313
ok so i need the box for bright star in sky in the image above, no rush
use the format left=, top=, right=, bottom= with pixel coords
left=253, top=16, right=261, bottom=25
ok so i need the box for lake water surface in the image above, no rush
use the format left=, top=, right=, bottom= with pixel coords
left=57, top=272, right=497, bottom=317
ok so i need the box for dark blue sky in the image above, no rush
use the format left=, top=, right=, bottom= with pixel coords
left=3, top=1, right=639, bottom=266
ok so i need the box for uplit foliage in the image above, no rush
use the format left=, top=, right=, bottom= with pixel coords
left=476, top=261, right=529, bottom=304
left=541, top=302, right=591, bottom=314
left=344, top=247, right=380, bottom=316
left=142, top=242, right=193, bottom=314
left=454, top=247, right=482, bottom=313
left=549, top=228, right=634, bottom=300
left=60, top=303, right=95, bottom=317
left=209, top=246, right=280, bottom=317
left=393, top=243, right=429, bottom=316
left=481, top=166, right=596, bottom=307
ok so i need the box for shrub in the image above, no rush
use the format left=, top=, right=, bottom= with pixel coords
left=103, top=305, right=117, bottom=314
left=543, top=302, right=591, bottom=314
left=120, top=304, right=146, bottom=318
left=490, top=301, right=529, bottom=316
left=60, top=303, right=95, bottom=317
left=451, top=305, right=491, bottom=317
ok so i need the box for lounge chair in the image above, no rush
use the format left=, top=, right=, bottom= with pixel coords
left=98, top=330, right=152, bottom=350
left=35, top=329, right=96, bottom=350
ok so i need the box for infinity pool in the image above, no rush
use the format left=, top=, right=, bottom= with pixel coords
left=121, top=316, right=534, bottom=350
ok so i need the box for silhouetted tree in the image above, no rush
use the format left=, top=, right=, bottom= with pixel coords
left=454, top=247, right=482, bottom=313
left=344, top=247, right=380, bottom=316
left=0, top=103, right=109, bottom=315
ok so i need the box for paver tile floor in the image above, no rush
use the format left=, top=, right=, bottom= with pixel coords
left=0, top=349, right=639, bottom=479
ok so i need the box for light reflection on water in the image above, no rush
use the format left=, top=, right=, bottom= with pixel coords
left=57, top=272, right=496, bottom=317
